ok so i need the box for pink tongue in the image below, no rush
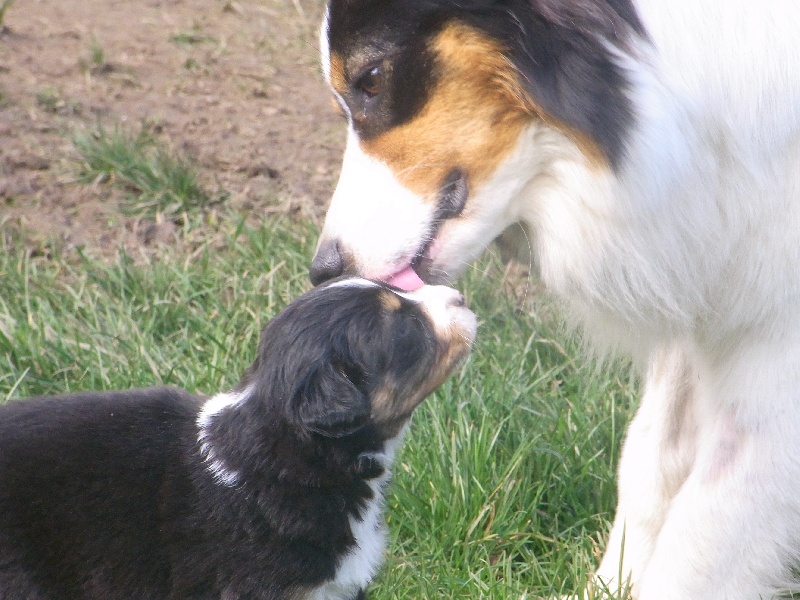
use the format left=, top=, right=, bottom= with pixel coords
left=386, top=266, right=425, bottom=291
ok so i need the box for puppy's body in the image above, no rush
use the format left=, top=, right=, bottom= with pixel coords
left=312, top=1, right=800, bottom=598
left=0, top=388, right=381, bottom=600
left=0, top=280, right=476, bottom=600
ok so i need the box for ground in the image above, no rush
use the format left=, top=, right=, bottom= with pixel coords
left=0, top=0, right=342, bottom=256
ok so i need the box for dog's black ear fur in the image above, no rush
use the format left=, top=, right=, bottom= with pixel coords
left=293, top=361, right=370, bottom=438
left=460, top=0, right=643, bottom=169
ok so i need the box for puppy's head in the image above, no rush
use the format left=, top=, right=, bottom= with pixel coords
left=311, top=0, right=643, bottom=288
left=239, top=278, right=476, bottom=440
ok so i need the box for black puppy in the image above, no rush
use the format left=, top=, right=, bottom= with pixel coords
left=0, top=278, right=476, bottom=600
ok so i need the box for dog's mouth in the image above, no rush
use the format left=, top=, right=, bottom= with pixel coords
left=385, top=241, right=434, bottom=292
left=385, top=169, right=468, bottom=292
left=386, top=264, right=426, bottom=291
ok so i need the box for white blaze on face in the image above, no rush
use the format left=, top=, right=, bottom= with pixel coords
left=319, top=128, right=436, bottom=279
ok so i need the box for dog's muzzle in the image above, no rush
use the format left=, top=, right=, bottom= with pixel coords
left=309, top=169, right=469, bottom=286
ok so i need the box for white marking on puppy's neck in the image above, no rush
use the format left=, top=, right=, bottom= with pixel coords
left=196, top=386, right=253, bottom=487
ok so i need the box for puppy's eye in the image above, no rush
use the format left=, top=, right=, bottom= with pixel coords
left=356, top=66, right=383, bottom=97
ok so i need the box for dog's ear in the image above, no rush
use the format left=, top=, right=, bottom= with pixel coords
left=475, top=2, right=641, bottom=169
left=293, top=361, right=370, bottom=438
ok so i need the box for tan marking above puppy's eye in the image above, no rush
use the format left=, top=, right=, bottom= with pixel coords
left=356, top=66, right=383, bottom=97
left=379, top=290, right=402, bottom=310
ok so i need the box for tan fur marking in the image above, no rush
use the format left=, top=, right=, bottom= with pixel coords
left=379, top=290, right=402, bottom=310
left=329, top=52, right=347, bottom=96
left=361, top=23, right=607, bottom=199
left=330, top=96, right=345, bottom=117
left=370, top=319, right=473, bottom=438
left=360, top=24, right=529, bottom=201
left=549, top=120, right=608, bottom=170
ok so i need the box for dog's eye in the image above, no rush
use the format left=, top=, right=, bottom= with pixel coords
left=356, top=66, right=383, bottom=97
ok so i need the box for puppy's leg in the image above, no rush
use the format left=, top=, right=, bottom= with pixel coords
left=595, top=345, right=697, bottom=597
left=636, top=342, right=800, bottom=600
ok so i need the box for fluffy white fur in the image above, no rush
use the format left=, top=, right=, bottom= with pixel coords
left=579, top=3, right=800, bottom=598
left=318, top=0, right=800, bottom=598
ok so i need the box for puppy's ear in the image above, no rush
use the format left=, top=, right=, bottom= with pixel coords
left=293, top=362, right=370, bottom=438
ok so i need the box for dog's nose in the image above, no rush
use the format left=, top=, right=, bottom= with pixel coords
left=310, top=238, right=344, bottom=286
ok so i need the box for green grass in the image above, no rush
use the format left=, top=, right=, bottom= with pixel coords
left=79, top=38, right=112, bottom=76
left=71, top=125, right=215, bottom=218
left=169, top=30, right=215, bottom=45
left=35, top=88, right=62, bottom=113
left=0, top=0, right=13, bottom=30
left=89, top=39, right=106, bottom=70
left=0, top=217, right=636, bottom=599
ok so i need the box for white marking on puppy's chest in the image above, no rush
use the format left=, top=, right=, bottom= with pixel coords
left=311, top=431, right=407, bottom=599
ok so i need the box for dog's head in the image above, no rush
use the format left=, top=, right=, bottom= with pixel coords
left=239, top=278, right=476, bottom=440
left=311, top=0, right=644, bottom=289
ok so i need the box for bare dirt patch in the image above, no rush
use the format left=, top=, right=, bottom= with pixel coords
left=0, top=0, right=343, bottom=256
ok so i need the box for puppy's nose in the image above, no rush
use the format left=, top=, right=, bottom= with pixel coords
left=449, top=292, right=466, bottom=308
left=413, top=286, right=467, bottom=313
left=310, top=239, right=344, bottom=286
left=435, top=287, right=465, bottom=308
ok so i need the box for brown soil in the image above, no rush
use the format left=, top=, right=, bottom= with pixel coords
left=0, top=0, right=343, bottom=256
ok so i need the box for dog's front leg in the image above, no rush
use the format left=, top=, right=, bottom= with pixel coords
left=595, top=345, right=697, bottom=597
left=635, top=341, right=800, bottom=600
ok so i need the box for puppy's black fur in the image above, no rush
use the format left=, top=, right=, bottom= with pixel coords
left=0, top=279, right=473, bottom=600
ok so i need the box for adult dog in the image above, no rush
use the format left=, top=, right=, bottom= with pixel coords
left=310, top=1, right=800, bottom=598
left=0, top=279, right=475, bottom=600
